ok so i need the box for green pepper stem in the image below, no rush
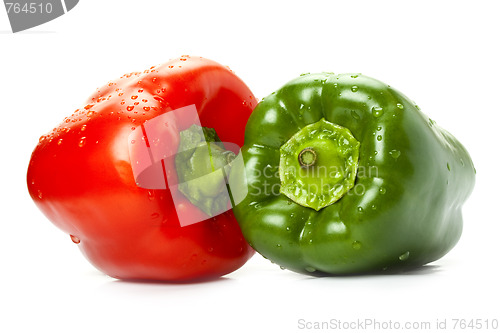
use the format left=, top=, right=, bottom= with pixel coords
left=298, top=148, right=317, bottom=167
left=175, top=124, right=234, bottom=217
left=279, top=118, right=360, bottom=210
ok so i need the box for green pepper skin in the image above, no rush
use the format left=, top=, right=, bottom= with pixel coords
left=231, top=73, right=475, bottom=275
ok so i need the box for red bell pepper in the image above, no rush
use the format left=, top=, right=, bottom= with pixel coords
left=27, top=56, right=255, bottom=281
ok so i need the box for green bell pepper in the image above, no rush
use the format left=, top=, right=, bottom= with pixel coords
left=231, top=73, right=475, bottom=275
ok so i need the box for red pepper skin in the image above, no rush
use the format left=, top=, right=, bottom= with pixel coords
left=27, top=56, right=255, bottom=281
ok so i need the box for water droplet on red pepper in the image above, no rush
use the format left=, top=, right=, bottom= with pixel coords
left=147, top=191, right=155, bottom=201
left=70, top=235, right=81, bottom=244
left=154, top=96, right=164, bottom=103
left=127, top=106, right=134, bottom=111
left=78, top=137, right=86, bottom=147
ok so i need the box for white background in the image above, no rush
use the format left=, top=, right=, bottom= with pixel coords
left=1, top=1, right=499, bottom=332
